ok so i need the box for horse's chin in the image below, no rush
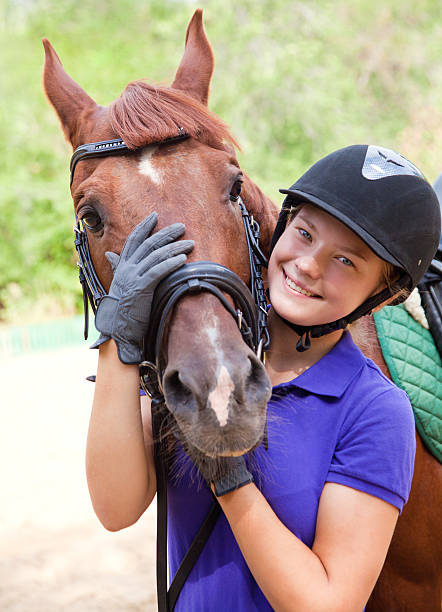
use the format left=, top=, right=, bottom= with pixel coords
left=213, top=449, right=249, bottom=458
left=181, top=438, right=257, bottom=483
left=174, top=419, right=265, bottom=460
left=195, top=448, right=251, bottom=459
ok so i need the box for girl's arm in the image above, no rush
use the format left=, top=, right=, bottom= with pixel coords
left=218, top=481, right=398, bottom=612
left=85, top=215, right=192, bottom=531
left=86, top=339, right=156, bottom=531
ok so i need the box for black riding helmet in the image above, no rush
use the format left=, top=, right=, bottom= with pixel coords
left=269, top=144, right=441, bottom=351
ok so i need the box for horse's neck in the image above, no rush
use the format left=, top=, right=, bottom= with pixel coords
left=350, top=316, right=391, bottom=379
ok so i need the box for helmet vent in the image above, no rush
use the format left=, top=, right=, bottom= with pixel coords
left=362, top=145, right=424, bottom=181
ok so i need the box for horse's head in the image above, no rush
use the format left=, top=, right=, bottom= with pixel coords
left=43, top=10, right=278, bottom=457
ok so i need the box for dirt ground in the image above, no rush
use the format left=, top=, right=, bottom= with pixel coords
left=0, top=346, right=158, bottom=611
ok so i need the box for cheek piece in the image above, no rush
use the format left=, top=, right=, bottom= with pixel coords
left=268, top=144, right=441, bottom=352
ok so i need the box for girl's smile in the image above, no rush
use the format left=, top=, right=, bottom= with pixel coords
left=283, top=268, right=322, bottom=298
left=268, top=204, right=386, bottom=328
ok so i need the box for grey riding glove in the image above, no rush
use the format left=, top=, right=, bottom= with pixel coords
left=91, top=212, right=194, bottom=364
left=187, top=449, right=254, bottom=497
left=211, top=456, right=254, bottom=497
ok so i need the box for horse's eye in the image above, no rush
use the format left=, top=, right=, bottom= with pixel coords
left=81, top=210, right=103, bottom=233
left=229, top=179, right=243, bottom=202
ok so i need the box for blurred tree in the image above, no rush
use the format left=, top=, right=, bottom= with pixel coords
left=0, top=0, right=441, bottom=321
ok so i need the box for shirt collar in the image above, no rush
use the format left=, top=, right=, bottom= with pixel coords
left=273, top=332, right=365, bottom=398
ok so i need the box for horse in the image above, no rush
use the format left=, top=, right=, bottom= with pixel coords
left=43, top=10, right=278, bottom=463
left=352, top=314, right=441, bottom=612
left=43, top=10, right=441, bottom=611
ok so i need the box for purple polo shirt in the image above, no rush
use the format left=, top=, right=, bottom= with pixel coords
left=166, top=331, right=416, bottom=611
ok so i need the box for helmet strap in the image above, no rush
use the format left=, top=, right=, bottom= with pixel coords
left=296, top=330, right=311, bottom=352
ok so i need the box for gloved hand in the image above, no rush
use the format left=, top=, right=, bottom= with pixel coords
left=90, top=212, right=193, bottom=364
left=187, top=448, right=254, bottom=497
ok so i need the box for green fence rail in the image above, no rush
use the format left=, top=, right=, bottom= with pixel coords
left=0, top=316, right=99, bottom=357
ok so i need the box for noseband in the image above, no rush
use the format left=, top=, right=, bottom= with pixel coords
left=70, top=131, right=270, bottom=612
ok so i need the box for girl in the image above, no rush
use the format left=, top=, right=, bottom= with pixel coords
left=86, top=145, right=441, bottom=611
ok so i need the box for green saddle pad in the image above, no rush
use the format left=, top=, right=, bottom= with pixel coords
left=374, top=304, right=442, bottom=463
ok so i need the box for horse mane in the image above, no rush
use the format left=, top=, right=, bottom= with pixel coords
left=109, top=80, right=239, bottom=151
left=109, top=79, right=278, bottom=253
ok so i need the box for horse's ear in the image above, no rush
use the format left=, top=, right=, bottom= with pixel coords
left=171, top=9, right=214, bottom=106
left=42, top=38, right=98, bottom=146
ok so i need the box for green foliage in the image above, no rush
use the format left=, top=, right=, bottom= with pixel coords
left=0, top=0, right=441, bottom=321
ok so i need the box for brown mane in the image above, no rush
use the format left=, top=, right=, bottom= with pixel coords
left=109, top=80, right=239, bottom=151
left=109, top=79, right=277, bottom=252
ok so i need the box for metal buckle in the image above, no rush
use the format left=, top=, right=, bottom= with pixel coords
left=139, top=360, right=162, bottom=398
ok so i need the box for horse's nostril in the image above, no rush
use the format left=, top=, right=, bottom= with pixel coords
left=245, top=354, right=271, bottom=402
left=247, top=354, right=263, bottom=382
left=245, top=354, right=264, bottom=384
left=163, top=370, right=194, bottom=412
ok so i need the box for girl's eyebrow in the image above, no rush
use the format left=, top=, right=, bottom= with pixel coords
left=296, top=213, right=316, bottom=231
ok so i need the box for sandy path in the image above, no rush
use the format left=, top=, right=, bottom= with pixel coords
left=0, top=346, right=157, bottom=611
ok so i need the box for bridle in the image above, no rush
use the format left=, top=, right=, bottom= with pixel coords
left=70, top=130, right=270, bottom=611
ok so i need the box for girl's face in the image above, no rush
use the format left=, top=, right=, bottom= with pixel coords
left=268, top=204, right=386, bottom=327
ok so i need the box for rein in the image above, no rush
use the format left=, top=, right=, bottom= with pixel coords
left=70, top=133, right=270, bottom=611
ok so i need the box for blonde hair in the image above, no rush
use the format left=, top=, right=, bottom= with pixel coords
left=380, top=261, right=410, bottom=305
left=286, top=204, right=302, bottom=226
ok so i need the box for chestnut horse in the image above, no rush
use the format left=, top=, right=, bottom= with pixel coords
left=43, top=10, right=441, bottom=611
left=43, top=12, right=277, bottom=460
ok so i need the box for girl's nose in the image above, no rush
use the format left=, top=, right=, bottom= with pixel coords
left=295, top=255, right=321, bottom=280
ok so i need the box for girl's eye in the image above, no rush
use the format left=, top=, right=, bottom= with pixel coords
left=81, top=210, right=103, bottom=233
left=338, top=256, right=354, bottom=267
left=298, top=228, right=312, bottom=241
left=229, top=179, right=243, bottom=202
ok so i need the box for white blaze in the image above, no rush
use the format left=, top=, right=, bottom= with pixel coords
left=204, top=317, right=233, bottom=427
left=208, top=365, right=234, bottom=427
left=138, top=146, right=161, bottom=184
